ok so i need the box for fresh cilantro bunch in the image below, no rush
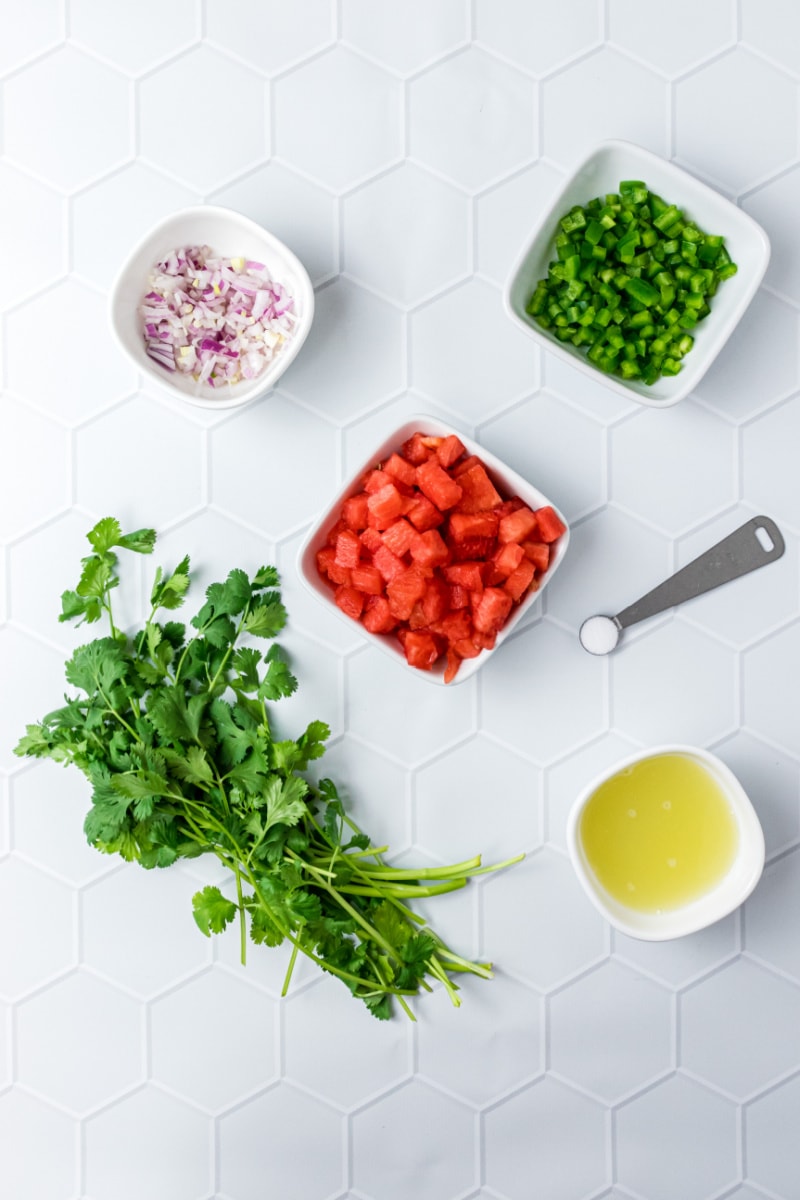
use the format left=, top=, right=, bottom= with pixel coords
left=15, top=518, right=521, bottom=1020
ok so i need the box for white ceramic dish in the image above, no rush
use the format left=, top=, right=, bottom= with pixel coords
left=109, top=205, right=315, bottom=411
left=296, top=415, right=570, bottom=685
left=566, top=744, right=765, bottom=940
left=504, top=140, right=770, bottom=408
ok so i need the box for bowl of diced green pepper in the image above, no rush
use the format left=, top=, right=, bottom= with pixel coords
left=504, top=140, right=770, bottom=407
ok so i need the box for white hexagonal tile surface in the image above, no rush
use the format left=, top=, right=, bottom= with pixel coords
left=343, top=164, right=470, bottom=306
left=681, top=958, right=800, bottom=1098
left=3, top=47, right=131, bottom=190
left=616, top=1075, right=737, bottom=1200
left=150, top=968, right=276, bottom=1110
left=674, top=50, right=798, bottom=192
left=71, top=0, right=200, bottom=72
left=3, top=9, right=800, bottom=1199
left=16, top=970, right=142, bottom=1112
left=274, top=47, right=403, bottom=191
left=140, top=48, right=267, bottom=192
left=550, top=960, right=672, bottom=1102
left=408, top=49, right=536, bottom=192
left=85, top=1087, right=210, bottom=1200
left=484, top=1078, right=608, bottom=1200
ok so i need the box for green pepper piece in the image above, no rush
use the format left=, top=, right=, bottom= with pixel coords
left=623, top=277, right=659, bottom=307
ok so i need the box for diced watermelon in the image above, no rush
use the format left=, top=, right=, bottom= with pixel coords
left=454, top=463, right=502, bottom=513
left=387, top=566, right=428, bottom=620
left=373, top=543, right=407, bottom=582
left=444, top=646, right=462, bottom=685
left=421, top=577, right=450, bottom=624
left=383, top=452, right=417, bottom=487
left=486, top=542, right=525, bottom=583
left=316, top=546, right=352, bottom=587
left=363, top=595, right=397, bottom=634
left=448, top=511, right=499, bottom=542
left=498, top=506, right=539, bottom=545
left=406, top=493, right=443, bottom=532
left=434, top=609, right=473, bottom=643
left=326, top=517, right=347, bottom=546
left=535, top=505, right=567, bottom=543
left=436, top=433, right=465, bottom=468
left=402, top=630, right=442, bottom=671
left=334, top=584, right=364, bottom=621
left=494, top=497, right=525, bottom=518
left=367, top=482, right=405, bottom=528
left=381, top=517, right=418, bottom=557
left=362, top=469, right=391, bottom=494
left=452, top=636, right=481, bottom=659
left=402, top=432, right=434, bottom=465
left=451, top=454, right=483, bottom=477
left=351, top=564, right=384, bottom=595
left=449, top=535, right=496, bottom=562
left=334, top=528, right=361, bottom=570
left=444, top=561, right=484, bottom=591
left=410, top=528, right=450, bottom=568
left=360, top=527, right=383, bottom=554
left=342, top=493, right=369, bottom=531
left=503, top=558, right=536, bottom=601
left=521, top=540, right=550, bottom=572
left=473, top=587, right=513, bottom=634
left=314, top=426, right=563, bottom=682
left=416, top=459, right=463, bottom=511
left=448, top=583, right=470, bottom=609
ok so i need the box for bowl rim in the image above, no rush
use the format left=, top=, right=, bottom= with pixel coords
left=108, top=203, right=315, bottom=411
left=566, top=742, right=766, bottom=941
left=503, top=138, right=771, bottom=409
left=295, top=413, right=570, bottom=686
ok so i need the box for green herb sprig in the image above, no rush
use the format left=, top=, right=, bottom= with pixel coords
left=15, top=518, right=522, bottom=1020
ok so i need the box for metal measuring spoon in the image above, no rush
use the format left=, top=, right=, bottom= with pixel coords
left=579, top=515, right=785, bottom=655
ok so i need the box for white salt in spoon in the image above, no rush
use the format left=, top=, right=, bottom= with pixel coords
left=579, top=515, right=785, bottom=655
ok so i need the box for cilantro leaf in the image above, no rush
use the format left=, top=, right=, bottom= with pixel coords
left=117, top=528, right=157, bottom=554
left=150, top=555, right=190, bottom=611
left=86, top=517, right=122, bottom=555
left=232, top=647, right=262, bottom=692
left=258, top=644, right=297, bottom=701
left=244, top=595, right=286, bottom=639
left=252, top=566, right=280, bottom=589
left=65, top=639, right=128, bottom=695
left=192, top=886, right=238, bottom=936
left=262, top=775, right=308, bottom=832
left=59, top=589, right=102, bottom=625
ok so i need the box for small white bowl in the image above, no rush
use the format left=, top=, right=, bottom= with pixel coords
left=109, top=205, right=315, bottom=411
left=566, top=744, right=765, bottom=941
left=504, top=140, right=770, bottom=408
left=296, top=415, right=569, bottom=685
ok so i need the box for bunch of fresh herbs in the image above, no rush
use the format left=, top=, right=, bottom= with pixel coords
left=14, top=518, right=521, bottom=1019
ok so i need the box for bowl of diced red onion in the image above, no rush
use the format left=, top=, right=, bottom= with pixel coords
left=109, top=205, right=315, bottom=410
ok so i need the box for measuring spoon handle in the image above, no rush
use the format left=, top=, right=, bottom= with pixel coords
left=615, top=516, right=785, bottom=632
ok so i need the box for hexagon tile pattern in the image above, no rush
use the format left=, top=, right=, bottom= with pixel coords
left=2, top=5, right=800, bottom=1199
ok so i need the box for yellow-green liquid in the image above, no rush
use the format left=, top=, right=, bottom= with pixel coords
left=579, top=754, right=739, bottom=913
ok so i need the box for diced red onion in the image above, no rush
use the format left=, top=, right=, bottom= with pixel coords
left=140, top=244, right=297, bottom=387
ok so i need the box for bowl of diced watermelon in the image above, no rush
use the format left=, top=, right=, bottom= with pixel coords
left=296, top=417, right=569, bottom=685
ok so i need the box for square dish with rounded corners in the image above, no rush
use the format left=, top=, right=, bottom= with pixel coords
left=566, top=744, right=765, bottom=941
left=504, top=139, right=770, bottom=408
left=110, top=204, right=315, bottom=411
left=296, top=415, right=570, bottom=685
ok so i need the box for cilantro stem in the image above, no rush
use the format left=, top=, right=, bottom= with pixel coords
left=281, top=941, right=299, bottom=997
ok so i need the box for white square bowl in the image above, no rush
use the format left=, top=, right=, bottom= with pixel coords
left=566, top=744, right=765, bottom=940
left=504, top=140, right=771, bottom=408
left=109, top=205, right=315, bottom=411
left=296, top=415, right=570, bottom=685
